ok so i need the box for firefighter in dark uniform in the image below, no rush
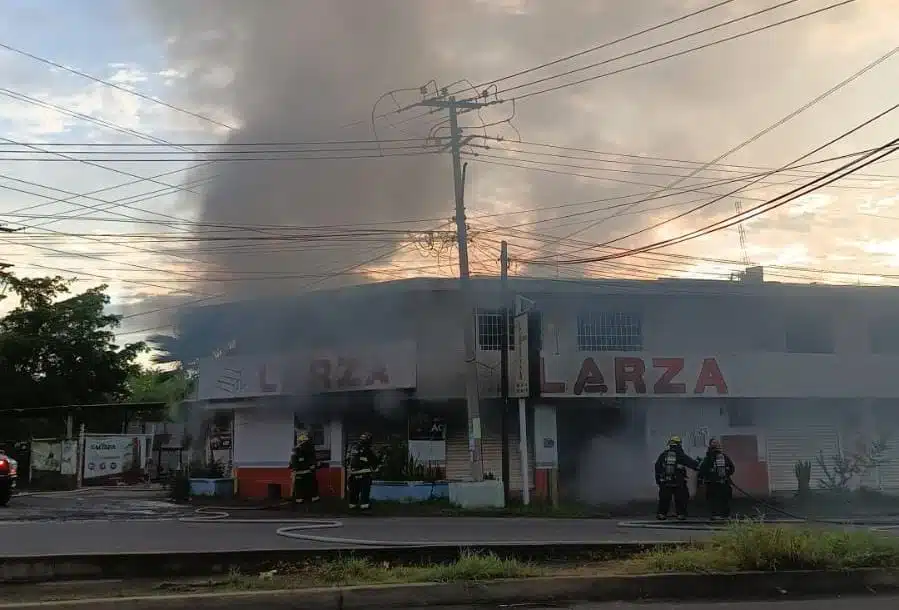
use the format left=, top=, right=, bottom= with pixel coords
left=346, top=432, right=378, bottom=510
left=654, top=436, right=700, bottom=521
left=698, top=438, right=735, bottom=520
left=290, top=432, right=320, bottom=505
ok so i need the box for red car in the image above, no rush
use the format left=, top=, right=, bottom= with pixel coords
left=0, top=451, right=17, bottom=506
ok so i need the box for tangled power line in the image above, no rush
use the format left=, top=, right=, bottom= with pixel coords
left=0, top=0, right=896, bottom=337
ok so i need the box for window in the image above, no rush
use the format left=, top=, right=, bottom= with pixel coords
left=785, top=313, right=834, bottom=354
left=476, top=309, right=515, bottom=351
left=576, top=311, right=643, bottom=351
left=294, top=416, right=328, bottom=449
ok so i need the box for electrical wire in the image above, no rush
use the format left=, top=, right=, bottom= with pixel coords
left=524, top=43, right=899, bottom=258
left=0, top=149, right=444, bottom=162
left=492, top=0, right=806, bottom=98
left=484, top=0, right=859, bottom=103
left=467, top=0, right=739, bottom=92
left=0, top=41, right=235, bottom=131
left=541, top=136, right=899, bottom=266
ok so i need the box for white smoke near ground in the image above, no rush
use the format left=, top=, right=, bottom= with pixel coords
left=576, top=436, right=653, bottom=504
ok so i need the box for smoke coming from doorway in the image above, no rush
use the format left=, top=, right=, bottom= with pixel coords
left=576, top=436, right=652, bottom=505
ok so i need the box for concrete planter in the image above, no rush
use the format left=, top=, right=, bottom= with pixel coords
left=370, top=480, right=449, bottom=503
left=449, top=480, right=505, bottom=508
left=189, top=477, right=234, bottom=499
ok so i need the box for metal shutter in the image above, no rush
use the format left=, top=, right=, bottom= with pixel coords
left=766, top=426, right=841, bottom=493
left=444, top=407, right=535, bottom=490
left=874, top=440, right=899, bottom=492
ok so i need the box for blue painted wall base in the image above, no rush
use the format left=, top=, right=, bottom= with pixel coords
left=189, top=478, right=234, bottom=499
left=370, top=481, right=449, bottom=503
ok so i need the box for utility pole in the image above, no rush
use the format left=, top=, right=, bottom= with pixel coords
left=499, top=241, right=511, bottom=501
left=416, top=94, right=489, bottom=481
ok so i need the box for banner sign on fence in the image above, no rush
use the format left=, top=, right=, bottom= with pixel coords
left=83, top=436, right=143, bottom=482
left=60, top=440, right=78, bottom=476
left=31, top=441, right=62, bottom=472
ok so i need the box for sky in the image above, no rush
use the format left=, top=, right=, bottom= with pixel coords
left=1, top=0, right=899, bottom=363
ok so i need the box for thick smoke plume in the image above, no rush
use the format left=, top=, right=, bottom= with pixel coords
left=130, top=0, right=894, bottom=346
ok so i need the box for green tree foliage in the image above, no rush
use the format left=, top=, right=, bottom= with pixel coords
left=125, top=367, right=194, bottom=410
left=0, top=271, right=145, bottom=410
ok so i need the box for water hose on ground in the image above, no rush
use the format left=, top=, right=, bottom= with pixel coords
left=177, top=505, right=502, bottom=546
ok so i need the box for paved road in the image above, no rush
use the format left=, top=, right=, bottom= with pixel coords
left=0, top=488, right=713, bottom=555
left=0, top=515, right=708, bottom=555
left=540, top=598, right=899, bottom=609
left=3, top=488, right=897, bottom=556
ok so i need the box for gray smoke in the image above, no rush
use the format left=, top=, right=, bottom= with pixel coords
left=128, top=0, right=895, bottom=338
left=576, top=436, right=652, bottom=504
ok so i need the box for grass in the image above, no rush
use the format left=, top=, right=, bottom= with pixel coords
left=8, top=528, right=899, bottom=605
left=148, top=551, right=549, bottom=594
left=624, top=520, right=899, bottom=573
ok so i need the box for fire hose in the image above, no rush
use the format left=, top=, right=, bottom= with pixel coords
left=176, top=505, right=497, bottom=546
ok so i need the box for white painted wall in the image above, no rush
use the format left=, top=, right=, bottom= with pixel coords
left=233, top=407, right=294, bottom=468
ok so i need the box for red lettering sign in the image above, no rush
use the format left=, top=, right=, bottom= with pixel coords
left=652, top=358, right=686, bottom=394
left=551, top=356, right=728, bottom=396
left=573, top=357, right=608, bottom=395
left=309, top=357, right=391, bottom=392
left=694, top=358, right=728, bottom=395
left=615, top=357, right=646, bottom=394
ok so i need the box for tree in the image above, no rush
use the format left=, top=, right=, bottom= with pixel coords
left=0, top=271, right=145, bottom=411
left=124, top=366, right=194, bottom=419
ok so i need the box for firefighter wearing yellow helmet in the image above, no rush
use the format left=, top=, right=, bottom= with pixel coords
left=289, top=431, right=319, bottom=505
left=654, top=435, right=699, bottom=521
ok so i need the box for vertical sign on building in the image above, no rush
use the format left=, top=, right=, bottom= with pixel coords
left=509, top=295, right=534, bottom=398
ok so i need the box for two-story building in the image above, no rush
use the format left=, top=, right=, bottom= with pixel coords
left=185, top=270, right=899, bottom=503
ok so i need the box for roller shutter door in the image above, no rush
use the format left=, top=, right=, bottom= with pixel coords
left=445, top=407, right=535, bottom=490
left=872, top=440, right=899, bottom=492
left=766, top=426, right=841, bottom=493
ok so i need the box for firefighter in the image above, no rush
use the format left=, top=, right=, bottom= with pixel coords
left=346, top=432, right=378, bottom=510
left=698, top=438, right=735, bottom=520
left=289, top=432, right=320, bottom=505
left=654, top=436, right=700, bottom=521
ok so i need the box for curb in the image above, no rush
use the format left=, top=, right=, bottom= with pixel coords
left=0, top=542, right=680, bottom=584
left=2, top=569, right=899, bottom=609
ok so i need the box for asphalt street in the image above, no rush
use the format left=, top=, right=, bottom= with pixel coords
left=530, top=598, right=899, bottom=609
left=2, top=488, right=897, bottom=556
left=0, top=488, right=713, bottom=555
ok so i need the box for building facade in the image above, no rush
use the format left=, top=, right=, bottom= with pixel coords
left=188, top=274, right=899, bottom=503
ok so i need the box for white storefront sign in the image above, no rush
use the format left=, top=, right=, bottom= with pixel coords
left=197, top=354, right=283, bottom=401
left=307, top=341, right=416, bottom=393
left=197, top=341, right=417, bottom=400
left=509, top=296, right=534, bottom=398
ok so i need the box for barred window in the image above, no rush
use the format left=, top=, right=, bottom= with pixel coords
left=576, top=311, right=642, bottom=351
left=476, top=309, right=515, bottom=351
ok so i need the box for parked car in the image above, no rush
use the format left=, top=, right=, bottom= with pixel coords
left=0, top=450, right=17, bottom=506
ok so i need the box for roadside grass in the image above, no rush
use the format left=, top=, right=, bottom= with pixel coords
left=284, top=550, right=546, bottom=586
left=148, top=551, right=550, bottom=594
left=624, top=520, right=899, bottom=573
